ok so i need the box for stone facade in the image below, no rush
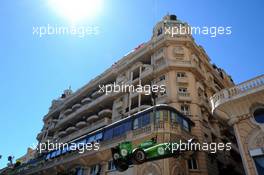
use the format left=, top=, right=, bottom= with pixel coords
left=211, top=75, right=264, bottom=175
left=6, top=14, right=244, bottom=175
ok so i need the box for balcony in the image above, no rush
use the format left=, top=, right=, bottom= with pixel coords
left=211, top=74, right=264, bottom=114
left=211, top=83, right=221, bottom=92
left=36, top=132, right=44, bottom=140
left=48, top=120, right=57, bottom=130
left=128, top=105, right=152, bottom=115
left=81, top=97, right=92, bottom=104
left=169, top=59, right=192, bottom=68
left=91, top=117, right=111, bottom=129
left=154, top=57, right=167, bottom=71
left=63, top=108, right=72, bottom=116
left=140, top=64, right=153, bottom=78
left=115, top=100, right=123, bottom=109
left=76, top=121, right=86, bottom=128
left=177, top=92, right=191, bottom=101
left=57, top=131, right=67, bottom=137
left=98, top=109, right=112, bottom=118
left=72, top=103, right=81, bottom=111
left=65, top=126, right=77, bottom=134
left=176, top=77, right=188, bottom=84
left=130, top=90, right=139, bottom=98
left=116, top=75, right=127, bottom=85
left=55, top=89, right=118, bottom=129
left=86, top=115, right=99, bottom=123
left=59, top=117, right=111, bottom=143
left=91, top=90, right=104, bottom=99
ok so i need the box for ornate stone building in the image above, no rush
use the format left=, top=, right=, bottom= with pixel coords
left=6, top=14, right=244, bottom=175
left=211, top=75, right=264, bottom=175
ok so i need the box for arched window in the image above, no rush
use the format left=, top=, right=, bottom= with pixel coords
left=253, top=108, right=264, bottom=124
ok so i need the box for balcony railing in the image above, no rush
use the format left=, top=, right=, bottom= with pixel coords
left=177, top=92, right=191, bottom=101
left=181, top=111, right=191, bottom=116
left=178, top=92, right=190, bottom=97
left=176, top=77, right=188, bottom=83
left=141, top=64, right=153, bottom=78
left=55, top=90, right=117, bottom=129
left=211, top=74, right=264, bottom=111
left=81, top=97, right=92, bottom=104
left=132, top=125, right=151, bottom=136
left=72, top=103, right=81, bottom=111
left=63, top=108, right=72, bottom=116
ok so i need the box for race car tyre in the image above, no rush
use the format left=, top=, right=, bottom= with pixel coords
left=132, top=149, right=146, bottom=164
left=114, top=159, right=129, bottom=172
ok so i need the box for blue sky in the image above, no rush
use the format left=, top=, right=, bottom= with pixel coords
left=0, top=0, right=263, bottom=168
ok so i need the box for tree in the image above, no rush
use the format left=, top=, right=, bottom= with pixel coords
left=7, top=156, right=14, bottom=165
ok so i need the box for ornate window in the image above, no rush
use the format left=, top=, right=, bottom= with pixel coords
left=157, top=27, right=163, bottom=36
left=177, top=72, right=186, bottom=78
left=173, top=46, right=184, bottom=58
left=181, top=104, right=190, bottom=115
left=188, top=157, right=198, bottom=169
left=253, top=108, right=264, bottom=124
left=253, top=156, right=264, bottom=174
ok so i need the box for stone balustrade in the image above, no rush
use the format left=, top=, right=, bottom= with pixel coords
left=211, top=74, right=264, bottom=111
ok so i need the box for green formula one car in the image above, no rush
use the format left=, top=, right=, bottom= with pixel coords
left=111, top=138, right=182, bottom=172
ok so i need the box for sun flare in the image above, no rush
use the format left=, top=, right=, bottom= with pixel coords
left=49, top=0, right=103, bottom=23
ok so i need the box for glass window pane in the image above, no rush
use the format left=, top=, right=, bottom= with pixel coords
left=170, top=112, right=176, bottom=123
left=138, top=117, right=142, bottom=128
left=61, top=147, right=68, bottom=154
left=125, top=122, right=131, bottom=131
left=155, top=111, right=160, bottom=122
left=192, top=158, right=198, bottom=169
left=113, top=125, right=121, bottom=136
left=188, top=158, right=198, bottom=169
left=88, top=135, right=96, bottom=143
left=95, top=132, right=103, bottom=140
left=45, top=153, right=51, bottom=160
left=254, top=156, right=264, bottom=175
left=113, top=122, right=130, bottom=137
left=254, top=108, right=264, bottom=124
left=163, top=110, right=168, bottom=121
left=51, top=151, right=56, bottom=158
left=56, top=149, right=61, bottom=156
left=183, top=119, right=189, bottom=131
left=133, top=118, right=139, bottom=129
left=188, top=159, right=192, bottom=169
left=103, top=129, right=113, bottom=140
left=176, top=116, right=182, bottom=124
left=142, top=114, right=150, bottom=126
left=77, top=139, right=86, bottom=145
